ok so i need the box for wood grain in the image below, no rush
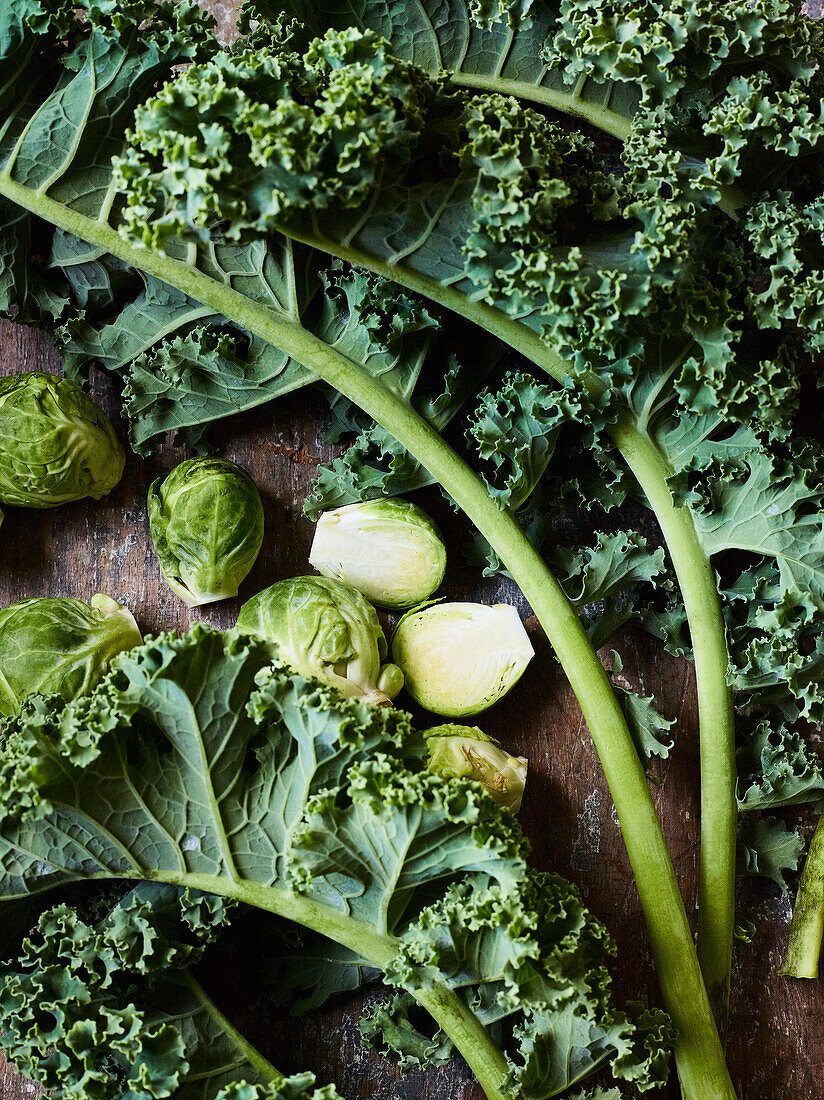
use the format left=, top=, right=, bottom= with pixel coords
left=2, top=3, right=824, bottom=1096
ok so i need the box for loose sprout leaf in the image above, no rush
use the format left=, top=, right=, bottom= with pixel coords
left=737, top=816, right=805, bottom=893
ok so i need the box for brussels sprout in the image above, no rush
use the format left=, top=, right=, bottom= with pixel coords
left=148, top=458, right=264, bottom=607
left=0, top=594, right=143, bottom=715
left=424, top=724, right=528, bottom=812
left=391, top=602, right=534, bottom=717
left=236, top=575, right=403, bottom=704
left=309, top=499, right=446, bottom=609
left=0, top=372, right=124, bottom=508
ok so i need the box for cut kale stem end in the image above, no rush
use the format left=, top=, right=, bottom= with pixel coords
left=0, top=173, right=737, bottom=1099
left=781, top=814, right=824, bottom=980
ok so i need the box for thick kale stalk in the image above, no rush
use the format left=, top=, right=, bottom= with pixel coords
left=0, top=627, right=673, bottom=1099
left=0, top=5, right=735, bottom=1097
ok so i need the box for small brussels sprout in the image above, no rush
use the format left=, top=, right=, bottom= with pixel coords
left=424, top=724, right=528, bottom=812
left=148, top=458, right=264, bottom=607
left=392, top=602, right=534, bottom=717
left=0, top=372, right=125, bottom=508
left=236, top=575, right=403, bottom=704
left=309, top=499, right=446, bottom=609
left=0, top=594, right=143, bottom=715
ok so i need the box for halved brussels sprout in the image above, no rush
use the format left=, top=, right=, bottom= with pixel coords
left=148, top=458, right=264, bottom=607
left=0, top=372, right=124, bottom=508
left=392, top=602, right=534, bottom=717
left=0, top=594, right=143, bottom=715
left=424, top=723, right=528, bottom=812
left=309, top=499, right=446, bottom=609
left=236, top=575, right=403, bottom=705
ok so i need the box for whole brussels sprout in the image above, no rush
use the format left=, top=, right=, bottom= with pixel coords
left=0, top=594, right=143, bottom=715
left=309, top=498, right=446, bottom=609
left=0, top=372, right=124, bottom=508
left=392, top=602, right=534, bottom=717
left=424, top=724, right=528, bottom=812
left=148, top=458, right=264, bottom=607
left=236, top=575, right=403, bottom=705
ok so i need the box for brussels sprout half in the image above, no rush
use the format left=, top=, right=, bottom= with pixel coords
left=392, top=602, right=534, bottom=717
left=148, top=458, right=264, bottom=608
left=309, top=498, right=446, bottom=609
left=0, top=372, right=124, bottom=508
left=424, top=723, right=528, bottom=812
left=236, top=575, right=403, bottom=705
left=0, top=594, right=143, bottom=715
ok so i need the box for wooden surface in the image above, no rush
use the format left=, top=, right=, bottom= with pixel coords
left=1, top=2, right=824, bottom=1095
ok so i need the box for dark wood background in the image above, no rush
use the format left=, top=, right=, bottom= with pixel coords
left=2, top=3, right=824, bottom=1097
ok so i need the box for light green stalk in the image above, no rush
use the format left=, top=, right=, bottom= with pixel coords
left=781, top=815, right=824, bottom=980
left=611, top=415, right=737, bottom=1009
left=0, top=175, right=736, bottom=1099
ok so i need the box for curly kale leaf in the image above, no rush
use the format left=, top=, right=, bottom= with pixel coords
left=116, top=14, right=823, bottom=443
left=361, top=875, right=673, bottom=1095
left=556, top=531, right=672, bottom=649
left=0, top=881, right=295, bottom=1100
left=549, top=0, right=818, bottom=113
left=737, top=815, right=805, bottom=893
left=304, top=333, right=501, bottom=518
left=216, top=1083, right=343, bottom=1100
left=736, top=715, right=824, bottom=813
left=0, top=8, right=466, bottom=456
left=609, top=654, right=676, bottom=766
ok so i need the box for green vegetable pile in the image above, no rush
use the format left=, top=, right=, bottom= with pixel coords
left=0, top=0, right=822, bottom=1097
left=0, top=626, right=673, bottom=1099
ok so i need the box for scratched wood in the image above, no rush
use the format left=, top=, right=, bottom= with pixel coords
left=2, top=2, right=824, bottom=1095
